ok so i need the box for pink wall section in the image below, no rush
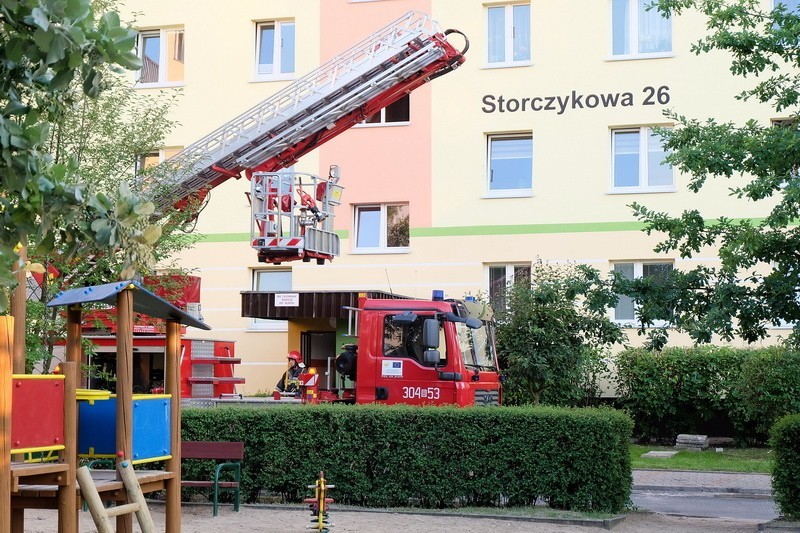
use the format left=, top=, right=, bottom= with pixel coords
left=318, top=0, right=434, bottom=231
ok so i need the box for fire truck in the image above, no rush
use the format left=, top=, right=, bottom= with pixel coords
left=143, top=12, right=502, bottom=404
left=241, top=290, right=502, bottom=407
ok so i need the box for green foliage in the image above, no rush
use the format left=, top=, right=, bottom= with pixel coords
left=617, top=1, right=800, bottom=346
left=0, top=0, right=159, bottom=311
left=771, top=413, right=800, bottom=520
left=496, top=261, right=625, bottom=405
left=615, top=346, right=745, bottom=441
left=728, top=348, right=800, bottom=443
left=182, top=404, right=633, bottom=513
left=615, top=346, right=800, bottom=443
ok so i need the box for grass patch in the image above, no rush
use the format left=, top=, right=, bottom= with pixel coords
left=630, top=444, right=773, bottom=474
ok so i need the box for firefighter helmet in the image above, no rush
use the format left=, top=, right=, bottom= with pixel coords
left=287, top=350, right=303, bottom=363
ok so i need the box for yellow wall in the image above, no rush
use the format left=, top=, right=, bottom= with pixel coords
left=121, top=1, right=793, bottom=394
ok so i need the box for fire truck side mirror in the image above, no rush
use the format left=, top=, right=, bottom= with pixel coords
left=422, top=318, right=440, bottom=349
left=423, top=349, right=441, bottom=365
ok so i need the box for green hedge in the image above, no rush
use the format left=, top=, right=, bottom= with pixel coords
left=615, top=346, right=800, bottom=443
left=181, top=404, right=632, bottom=513
left=771, top=413, right=800, bottom=519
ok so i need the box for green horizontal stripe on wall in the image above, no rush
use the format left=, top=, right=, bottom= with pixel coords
left=196, top=222, right=647, bottom=243
left=411, top=221, right=646, bottom=237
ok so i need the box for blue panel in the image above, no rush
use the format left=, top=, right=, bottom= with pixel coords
left=78, top=396, right=172, bottom=462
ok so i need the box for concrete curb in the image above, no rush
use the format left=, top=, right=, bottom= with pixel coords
left=633, top=484, right=773, bottom=497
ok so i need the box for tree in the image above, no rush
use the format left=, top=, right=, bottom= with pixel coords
left=23, top=68, right=200, bottom=372
left=620, top=0, right=800, bottom=347
left=0, top=0, right=162, bottom=312
left=495, top=261, right=625, bottom=405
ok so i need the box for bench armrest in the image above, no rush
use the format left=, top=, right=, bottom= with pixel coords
left=213, top=461, right=241, bottom=485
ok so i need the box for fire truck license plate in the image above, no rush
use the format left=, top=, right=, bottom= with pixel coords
left=402, top=387, right=440, bottom=400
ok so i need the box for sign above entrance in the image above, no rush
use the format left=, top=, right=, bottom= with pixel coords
left=275, top=293, right=300, bottom=307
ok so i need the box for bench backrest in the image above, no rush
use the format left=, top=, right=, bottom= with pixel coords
left=181, top=441, right=244, bottom=461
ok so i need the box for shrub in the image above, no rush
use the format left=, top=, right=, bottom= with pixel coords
left=729, top=348, right=800, bottom=444
left=614, top=346, right=743, bottom=442
left=182, top=404, right=632, bottom=513
left=771, top=413, right=800, bottom=520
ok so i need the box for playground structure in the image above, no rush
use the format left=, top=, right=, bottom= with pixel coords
left=305, top=471, right=335, bottom=532
left=1, top=280, right=209, bottom=533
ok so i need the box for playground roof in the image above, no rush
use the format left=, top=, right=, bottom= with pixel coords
left=47, top=280, right=211, bottom=330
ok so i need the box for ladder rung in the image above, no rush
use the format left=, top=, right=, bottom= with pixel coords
left=105, top=502, right=142, bottom=517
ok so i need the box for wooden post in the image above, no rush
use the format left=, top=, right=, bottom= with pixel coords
left=164, top=319, right=182, bottom=533
left=1, top=316, right=13, bottom=533
left=58, top=361, right=78, bottom=533
left=115, top=288, right=134, bottom=533
left=66, top=306, right=82, bottom=367
left=11, top=245, right=25, bottom=373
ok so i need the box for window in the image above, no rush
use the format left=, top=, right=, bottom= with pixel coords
left=256, top=20, right=295, bottom=80
left=611, top=127, right=673, bottom=192
left=488, top=264, right=531, bottom=311
left=775, top=0, right=800, bottom=12
left=383, top=314, right=446, bottom=366
left=612, top=0, right=672, bottom=57
left=487, top=3, right=531, bottom=66
left=251, top=269, right=292, bottom=330
left=353, top=204, right=409, bottom=253
left=134, top=147, right=181, bottom=175
left=361, top=95, right=410, bottom=125
left=137, top=28, right=184, bottom=86
left=487, top=134, right=533, bottom=195
left=613, top=261, right=673, bottom=322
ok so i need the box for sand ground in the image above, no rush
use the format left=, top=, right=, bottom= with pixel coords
left=21, top=502, right=765, bottom=532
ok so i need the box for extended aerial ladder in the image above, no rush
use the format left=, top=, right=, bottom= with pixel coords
left=148, top=11, right=468, bottom=264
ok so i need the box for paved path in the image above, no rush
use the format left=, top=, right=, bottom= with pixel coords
left=633, top=469, right=772, bottom=495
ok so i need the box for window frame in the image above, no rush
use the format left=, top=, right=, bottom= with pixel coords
left=612, top=260, right=673, bottom=325
left=485, top=133, right=534, bottom=198
left=610, top=126, right=675, bottom=193
left=254, top=19, right=296, bottom=81
left=610, top=0, right=673, bottom=60
left=249, top=268, right=292, bottom=331
left=136, top=28, right=185, bottom=87
left=486, top=263, right=531, bottom=311
left=485, top=2, right=532, bottom=68
left=352, top=203, right=410, bottom=254
left=356, top=94, right=411, bottom=127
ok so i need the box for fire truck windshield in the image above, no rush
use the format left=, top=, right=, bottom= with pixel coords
left=455, top=321, right=498, bottom=371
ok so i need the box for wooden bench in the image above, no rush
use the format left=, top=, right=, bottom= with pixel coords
left=180, top=441, right=244, bottom=517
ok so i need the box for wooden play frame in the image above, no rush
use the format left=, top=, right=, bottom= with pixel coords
left=1, top=280, right=210, bottom=533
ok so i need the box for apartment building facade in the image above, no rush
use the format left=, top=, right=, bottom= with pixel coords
left=123, top=0, right=796, bottom=394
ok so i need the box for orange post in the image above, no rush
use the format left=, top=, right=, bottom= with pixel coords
left=1, top=316, right=13, bottom=533
left=164, top=319, right=182, bottom=533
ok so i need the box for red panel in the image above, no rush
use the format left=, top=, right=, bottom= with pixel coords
left=10, top=377, right=65, bottom=450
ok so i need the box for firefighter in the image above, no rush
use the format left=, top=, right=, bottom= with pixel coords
left=276, top=350, right=304, bottom=395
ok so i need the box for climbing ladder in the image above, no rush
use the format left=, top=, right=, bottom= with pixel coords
left=147, top=10, right=467, bottom=264
left=77, top=459, right=156, bottom=533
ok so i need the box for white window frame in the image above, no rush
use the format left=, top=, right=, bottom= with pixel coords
left=485, top=133, right=533, bottom=198
left=250, top=269, right=291, bottom=331
left=254, top=20, right=295, bottom=81
left=356, top=95, right=410, bottom=127
left=610, top=0, right=673, bottom=60
left=612, top=261, right=673, bottom=325
left=136, top=28, right=184, bottom=87
left=610, top=126, right=674, bottom=193
left=352, top=203, right=410, bottom=254
left=486, top=263, right=531, bottom=311
left=485, top=3, right=532, bottom=68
